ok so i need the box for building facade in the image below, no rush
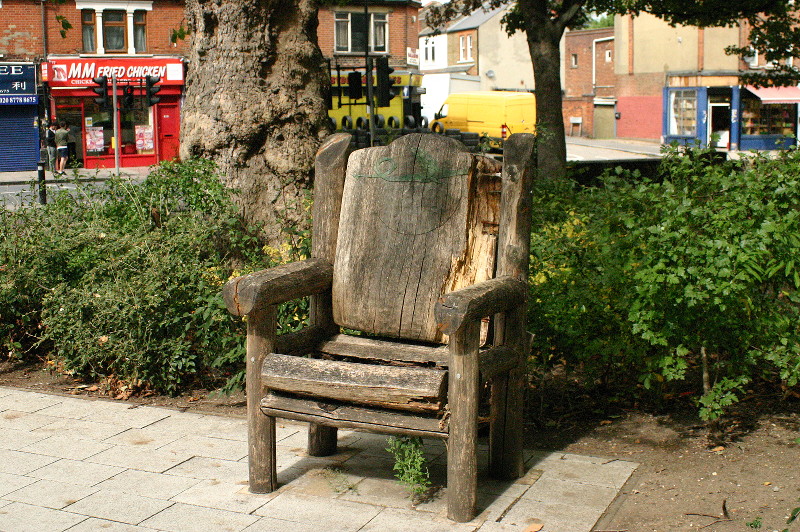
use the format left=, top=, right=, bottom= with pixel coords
left=0, top=0, right=187, bottom=169
left=318, top=0, right=422, bottom=129
left=561, top=27, right=615, bottom=138
left=615, top=12, right=799, bottom=149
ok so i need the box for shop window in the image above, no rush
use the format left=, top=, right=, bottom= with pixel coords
left=103, top=10, right=126, bottom=52
left=81, top=10, right=96, bottom=52
left=668, top=89, right=697, bottom=136
left=134, top=11, right=146, bottom=53
left=334, top=12, right=388, bottom=53
left=742, top=98, right=796, bottom=136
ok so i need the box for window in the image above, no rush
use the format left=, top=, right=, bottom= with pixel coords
left=571, top=53, right=578, bottom=68
left=334, top=12, right=388, bottom=53
left=668, top=89, right=697, bottom=136
left=459, top=35, right=472, bottom=62
left=81, top=9, right=95, bottom=52
left=742, top=98, right=795, bottom=136
left=605, top=49, right=612, bottom=62
left=133, top=11, right=146, bottom=53
left=103, top=10, right=126, bottom=52
left=423, top=38, right=435, bottom=62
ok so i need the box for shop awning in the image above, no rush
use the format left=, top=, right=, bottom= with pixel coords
left=746, top=85, right=800, bottom=104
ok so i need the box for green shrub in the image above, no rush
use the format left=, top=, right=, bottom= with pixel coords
left=529, top=145, right=800, bottom=418
left=0, top=159, right=308, bottom=395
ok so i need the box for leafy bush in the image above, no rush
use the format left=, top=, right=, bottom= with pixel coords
left=529, top=144, right=800, bottom=418
left=0, top=159, right=308, bottom=395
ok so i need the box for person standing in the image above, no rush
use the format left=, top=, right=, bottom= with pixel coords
left=45, top=122, right=57, bottom=174
left=54, top=120, right=69, bottom=174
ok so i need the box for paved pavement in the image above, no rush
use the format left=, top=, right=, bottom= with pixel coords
left=0, top=386, right=638, bottom=532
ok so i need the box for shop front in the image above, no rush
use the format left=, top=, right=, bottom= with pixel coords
left=42, top=56, right=184, bottom=169
left=664, top=84, right=799, bottom=151
left=0, top=62, right=40, bottom=172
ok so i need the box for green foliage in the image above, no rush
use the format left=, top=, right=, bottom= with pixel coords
left=385, top=436, right=432, bottom=498
left=0, top=159, right=307, bottom=395
left=529, top=144, right=800, bottom=417
left=747, top=516, right=763, bottom=529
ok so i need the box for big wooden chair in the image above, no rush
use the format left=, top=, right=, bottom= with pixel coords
left=223, top=132, right=536, bottom=522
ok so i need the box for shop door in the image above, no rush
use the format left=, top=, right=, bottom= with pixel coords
left=157, top=104, right=179, bottom=162
left=593, top=104, right=616, bottom=138
left=708, top=103, right=731, bottom=148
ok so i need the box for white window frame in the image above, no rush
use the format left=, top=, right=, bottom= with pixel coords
left=75, top=0, right=153, bottom=55
left=571, top=53, right=578, bottom=68
left=605, top=49, right=612, bottom=62
left=334, top=11, right=389, bottom=54
left=459, top=35, right=472, bottom=62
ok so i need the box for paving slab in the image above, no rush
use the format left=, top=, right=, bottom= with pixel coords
left=4, top=479, right=99, bottom=510
left=0, top=501, right=86, bottom=532
left=0, top=386, right=638, bottom=532
left=63, top=489, right=174, bottom=525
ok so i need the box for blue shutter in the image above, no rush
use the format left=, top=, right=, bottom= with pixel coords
left=0, top=106, right=40, bottom=171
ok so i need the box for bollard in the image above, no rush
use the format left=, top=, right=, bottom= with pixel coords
left=37, top=159, right=47, bottom=205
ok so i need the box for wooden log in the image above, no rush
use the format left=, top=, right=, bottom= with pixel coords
left=435, top=277, right=526, bottom=336
left=261, top=393, right=448, bottom=438
left=478, top=346, right=517, bottom=382
left=489, top=307, right=526, bottom=480
left=273, top=324, right=331, bottom=355
left=309, top=134, right=351, bottom=456
left=223, top=259, right=333, bottom=316
left=246, top=306, right=277, bottom=493
left=332, top=134, right=476, bottom=343
left=489, top=133, right=536, bottom=481
left=317, top=334, right=448, bottom=366
left=261, top=353, right=447, bottom=413
left=447, top=320, right=481, bottom=522
left=496, top=133, right=536, bottom=283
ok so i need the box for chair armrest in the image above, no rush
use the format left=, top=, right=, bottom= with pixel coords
left=223, top=258, right=334, bottom=316
left=435, top=276, right=526, bottom=335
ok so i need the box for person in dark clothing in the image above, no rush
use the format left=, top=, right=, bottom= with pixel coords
left=45, top=122, right=57, bottom=174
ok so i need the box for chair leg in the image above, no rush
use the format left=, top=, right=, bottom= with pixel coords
left=308, top=424, right=338, bottom=456
left=247, top=306, right=278, bottom=493
left=447, top=320, right=480, bottom=522
left=489, top=369, right=524, bottom=480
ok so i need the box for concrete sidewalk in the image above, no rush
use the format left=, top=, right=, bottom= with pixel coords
left=0, top=386, right=637, bottom=532
left=0, top=167, right=151, bottom=185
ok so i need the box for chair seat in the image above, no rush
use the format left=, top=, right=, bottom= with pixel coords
left=261, top=353, right=448, bottom=413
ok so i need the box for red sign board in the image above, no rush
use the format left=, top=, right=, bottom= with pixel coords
left=44, top=57, right=184, bottom=87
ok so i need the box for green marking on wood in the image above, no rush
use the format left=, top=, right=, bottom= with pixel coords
left=356, top=149, right=467, bottom=184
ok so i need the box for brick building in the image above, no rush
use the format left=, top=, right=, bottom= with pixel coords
left=562, top=27, right=615, bottom=138
left=0, top=0, right=187, bottom=169
left=318, top=0, right=422, bottom=129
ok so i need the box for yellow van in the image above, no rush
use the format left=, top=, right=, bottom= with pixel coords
left=431, top=91, right=536, bottom=148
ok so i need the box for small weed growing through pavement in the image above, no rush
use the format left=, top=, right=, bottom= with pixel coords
left=385, top=436, right=432, bottom=502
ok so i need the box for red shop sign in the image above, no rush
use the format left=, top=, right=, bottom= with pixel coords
left=44, top=57, right=184, bottom=87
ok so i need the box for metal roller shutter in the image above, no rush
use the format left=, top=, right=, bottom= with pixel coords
left=0, top=106, right=40, bottom=172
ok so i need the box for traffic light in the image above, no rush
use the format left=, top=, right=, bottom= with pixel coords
left=375, top=56, right=395, bottom=107
left=92, top=76, right=109, bottom=109
left=347, top=72, right=363, bottom=100
left=145, top=75, right=161, bottom=106
left=122, top=85, right=135, bottom=110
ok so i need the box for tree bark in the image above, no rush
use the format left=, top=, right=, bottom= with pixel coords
left=181, top=0, right=328, bottom=244
left=520, top=0, right=573, bottom=180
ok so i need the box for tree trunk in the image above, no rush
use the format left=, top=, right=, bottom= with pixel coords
left=181, top=0, right=328, bottom=245
left=523, top=17, right=567, bottom=180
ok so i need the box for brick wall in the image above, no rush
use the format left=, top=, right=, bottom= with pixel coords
left=447, top=29, right=477, bottom=76
left=563, top=28, right=614, bottom=99
left=562, top=98, right=594, bottom=136
left=319, top=3, right=419, bottom=70
left=0, top=0, right=187, bottom=60
left=616, top=95, right=662, bottom=139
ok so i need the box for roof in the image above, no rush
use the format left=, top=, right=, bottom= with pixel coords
left=446, top=4, right=505, bottom=32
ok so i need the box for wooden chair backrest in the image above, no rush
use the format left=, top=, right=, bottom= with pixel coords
left=330, top=134, right=505, bottom=343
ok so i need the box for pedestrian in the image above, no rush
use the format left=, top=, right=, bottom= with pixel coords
left=54, top=120, right=69, bottom=174
left=45, top=121, right=57, bottom=174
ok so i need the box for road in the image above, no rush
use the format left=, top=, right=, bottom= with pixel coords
left=566, top=137, right=662, bottom=160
